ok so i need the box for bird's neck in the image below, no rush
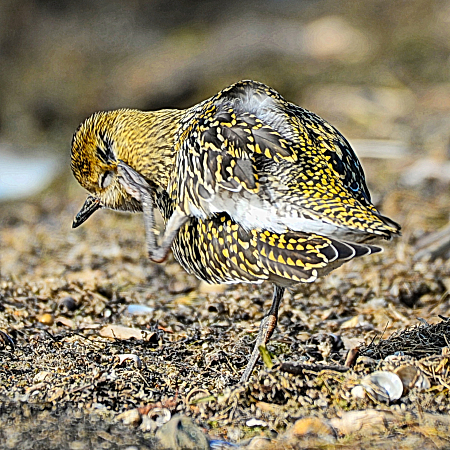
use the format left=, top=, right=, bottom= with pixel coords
left=115, top=109, right=185, bottom=191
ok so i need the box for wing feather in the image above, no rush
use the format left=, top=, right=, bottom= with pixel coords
left=172, top=80, right=400, bottom=239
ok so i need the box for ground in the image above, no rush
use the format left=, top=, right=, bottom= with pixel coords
left=1, top=157, right=450, bottom=450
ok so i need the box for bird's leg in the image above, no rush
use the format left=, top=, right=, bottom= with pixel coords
left=152, top=208, right=189, bottom=262
left=117, top=160, right=188, bottom=263
left=240, top=285, right=285, bottom=383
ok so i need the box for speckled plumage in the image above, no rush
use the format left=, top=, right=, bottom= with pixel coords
left=71, top=80, right=400, bottom=381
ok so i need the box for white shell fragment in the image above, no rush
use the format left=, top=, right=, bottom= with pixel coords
left=368, top=371, right=403, bottom=401
left=116, top=353, right=142, bottom=369
left=246, top=418, right=269, bottom=427
left=351, top=385, right=366, bottom=399
left=127, top=304, right=155, bottom=315
left=148, top=408, right=172, bottom=427
left=352, top=371, right=403, bottom=402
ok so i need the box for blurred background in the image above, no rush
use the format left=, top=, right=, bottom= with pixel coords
left=1, top=2, right=450, bottom=443
left=1, top=0, right=450, bottom=237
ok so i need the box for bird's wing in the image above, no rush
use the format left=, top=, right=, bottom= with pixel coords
left=173, top=104, right=299, bottom=215
left=172, top=80, right=400, bottom=238
left=286, top=105, right=373, bottom=206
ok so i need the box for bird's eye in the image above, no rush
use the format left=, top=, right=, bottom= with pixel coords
left=99, top=171, right=113, bottom=189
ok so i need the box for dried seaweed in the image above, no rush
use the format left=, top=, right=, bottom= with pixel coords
left=360, top=316, right=450, bottom=360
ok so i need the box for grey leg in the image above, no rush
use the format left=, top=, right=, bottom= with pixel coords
left=240, top=285, right=285, bottom=383
left=118, top=160, right=188, bottom=263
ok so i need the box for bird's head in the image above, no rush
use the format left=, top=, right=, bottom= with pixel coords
left=71, top=107, right=179, bottom=228
left=71, top=110, right=144, bottom=227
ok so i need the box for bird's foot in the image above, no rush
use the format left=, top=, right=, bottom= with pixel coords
left=117, top=160, right=152, bottom=202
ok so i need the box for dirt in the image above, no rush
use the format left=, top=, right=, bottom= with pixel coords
left=1, top=158, right=450, bottom=449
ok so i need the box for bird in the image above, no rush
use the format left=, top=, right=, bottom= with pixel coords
left=71, top=80, right=400, bottom=382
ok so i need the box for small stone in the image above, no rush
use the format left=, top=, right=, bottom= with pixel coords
left=56, top=317, right=75, bottom=328
left=59, top=296, right=78, bottom=311
left=340, top=315, right=363, bottom=329
left=39, top=313, right=54, bottom=325
left=351, top=385, right=366, bottom=399
left=245, top=436, right=272, bottom=450
left=127, top=304, right=155, bottom=315
left=99, top=324, right=155, bottom=341
left=116, top=409, right=141, bottom=427
left=155, top=415, right=208, bottom=450
left=69, top=441, right=87, bottom=450
left=288, top=417, right=336, bottom=440
left=33, top=370, right=52, bottom=383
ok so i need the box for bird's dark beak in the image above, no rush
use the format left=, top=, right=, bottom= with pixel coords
left=72, top=195, right=103, bottom=228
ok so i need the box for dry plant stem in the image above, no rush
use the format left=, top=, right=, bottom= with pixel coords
left=240, top=285, right=285, bottom=382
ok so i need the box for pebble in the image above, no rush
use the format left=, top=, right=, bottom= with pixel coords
left=287, top=417, right=336, bottom=441
left=155, top=415, right=209, bottom=450
left=245, top=418, right=268, bottom=428
left=39, top=313, right=54, bottom=325
left=99, top=324, right=155, bottom=341
left=33, top=371, right=52, bottom=383
left=244, top=436, right=271, bottom=449
left=116, top=409, right=141, bottom=427
left=59, top=296, right=78, bottom=311
left=127, top=304, right=155, bottom=315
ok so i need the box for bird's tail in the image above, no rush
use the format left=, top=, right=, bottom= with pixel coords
left=252, top=229, right=382, bottom=284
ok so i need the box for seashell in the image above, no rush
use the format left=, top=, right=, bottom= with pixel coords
left=148, top=407, right=171, bottom=427
left=415, top=373, right=431, bottom=390
left=358, top=371, right=403, bottom=402
left=116, top=353, right=142, bottom=369
left=394, top=365, right=418, bottom=392
left=383, top=354, right=413, bottom=363
left=368, top=371, right=403, bottom=401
